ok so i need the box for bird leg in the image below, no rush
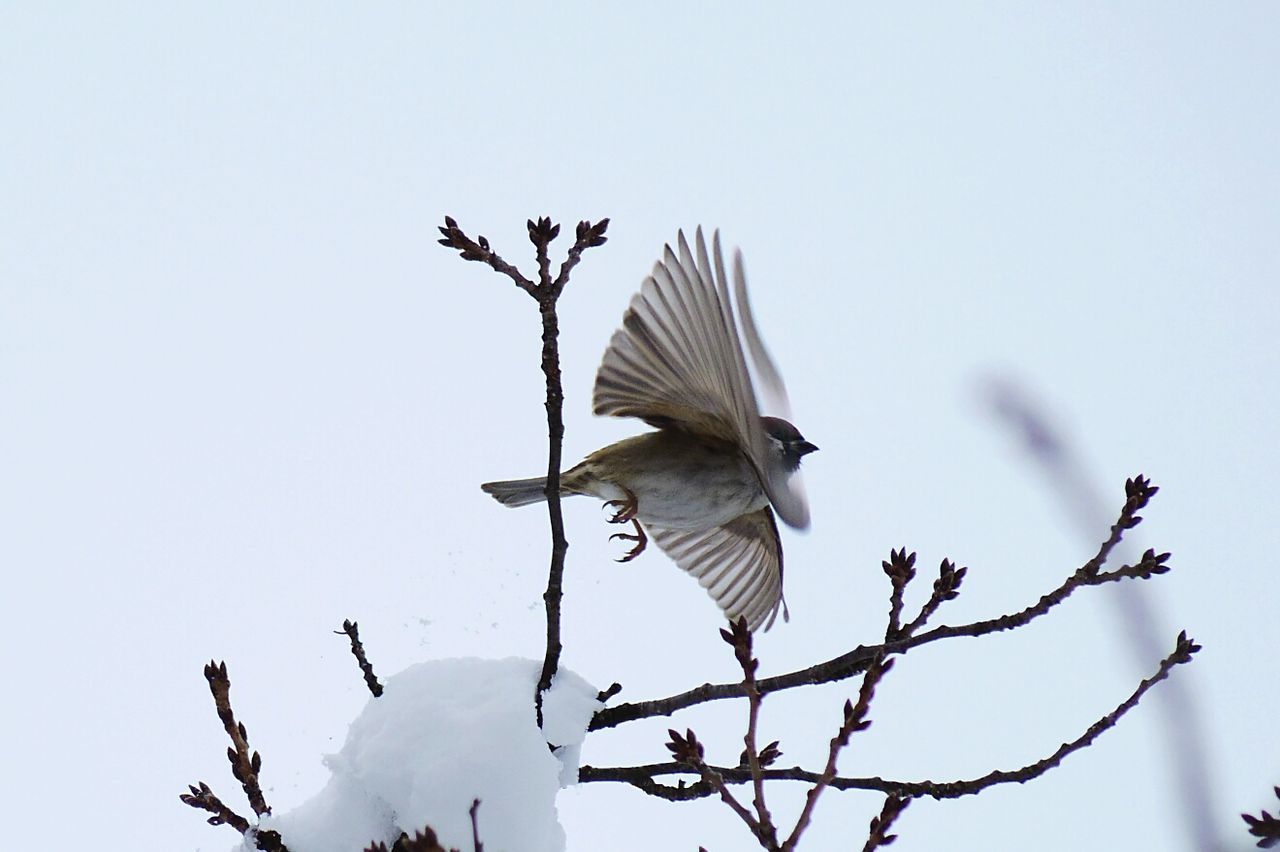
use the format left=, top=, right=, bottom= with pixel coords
left=604, top=489, right=638, bottom=524
left=609, top=519, right=648, bottom=563
left=604, top=488, right=647, bottom=561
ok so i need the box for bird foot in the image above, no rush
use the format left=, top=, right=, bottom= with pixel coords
left=603, top=489, right=639, bottom=524
left=609, top=519, right=648, bottom=562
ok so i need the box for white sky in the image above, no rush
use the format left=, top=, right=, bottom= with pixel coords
left=3, top=4, right=1277, bottom=851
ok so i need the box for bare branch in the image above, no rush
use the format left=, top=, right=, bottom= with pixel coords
left=666, top=727, right=763, bottom=840
left=179, top=781, right=289, bottom=850
left=590, top=475, right=1163, bottom=732
left=470, top=798, right=485, bottom=852
left=437, top=216, right=536, bottom=296
left=861, top=795, right=910, bottom=852
left=900, top=558, right=966, bottom=637
left=532, top=276, right=569, bottom=728
left=439, top=215, right=609, bottom=729
left=581, top=629, right=1200, bottom=801
left=881, top=548, right=915, bottom=641
left=337, top=619, right=383, bottom=697
left=781, top=655, right=894, bottom=850
left=553, top=219, right=610, bottom=293
left=180, top=781, right=251, bottom=833
left=203, top=660, right=272, bottom=817
left=721, top=619, right=780, bottom=847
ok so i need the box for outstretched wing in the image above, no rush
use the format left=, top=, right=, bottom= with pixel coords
left=647, top=508, right=788, bottom=632
left=593, top=228, right=808, bottom=528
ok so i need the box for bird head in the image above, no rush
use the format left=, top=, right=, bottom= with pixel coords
left=760, top=415, right=818, bottom=473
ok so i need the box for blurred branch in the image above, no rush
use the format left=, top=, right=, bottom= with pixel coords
left=986, top=377, right=1217, bottom=850
left=337, top=618, right=384, bottom=697
left=591, top=475, right=1162, bottom=732
left=580, top=629, right=1199, bottom=801
left=469, top=798, right=485, bottom=852
left=439, top=214, right=609, bottom=727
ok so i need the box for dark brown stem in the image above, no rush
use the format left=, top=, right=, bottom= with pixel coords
left=204, top=660, right=271, bottom=817
left=469, top=798, right=484, bottom=852
left=722, top=620, right=779, bottom=847
left=439, top=215, right=608, bottom=728
left=781, top=655, right=893, bottom=850
left=437, top=217, right=536, bottom=296
left=596, top=682, right=623, bottom=703
left=861, top=796, right=910, bottom=852
left=180, top=782, right=251, bottom=832
left=180, top=781, right=289, bottom=850
left=667, top=728, right=764, bottom=844
left=580, top=629, right=1199, bottom=801
left=590, top=476, right=1161, bottom=731
left=881, top=549, right=914, bottom=641
left=1242, top=785, right=1280, bottom=848
left=337, top=619, right=383, bottom=697
left=900, top=559, right=966, bottom=637
left=533, top=281, right=568, bottom=727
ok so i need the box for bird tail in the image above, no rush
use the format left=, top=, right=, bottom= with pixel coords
left=481, top=476, right=550, bottom=507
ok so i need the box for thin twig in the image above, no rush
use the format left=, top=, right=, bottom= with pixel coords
left=580, top=629, right=1200, bottom=801
left=204, top=660, right=271, bottom=817
left=337, top=619, right=383, bottom=697
left=590, top=475, right=1161, bottom=731
left=861, top=796, right=910, bottom=852
left=882, top=549, right=914, bottom=641
left=437, top=217, right=536, bottom=296
left=666, top=728, right=762, bottom=840
left=469, top=798, right=484, bottom=852
left=900, top=559, right=966, bottom=637
left=722, top=619, right=780, bottom=847
left=781, top=655, right=893, bottom=850
left=179, top=781, right=289, bottom=850
left=180, top=782, right=251, bottom=832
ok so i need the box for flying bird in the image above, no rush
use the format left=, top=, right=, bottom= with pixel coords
left=481, top=228, right=816, bottom=630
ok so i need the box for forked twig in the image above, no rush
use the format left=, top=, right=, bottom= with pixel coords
left=438, top=214, right=609, bottom=727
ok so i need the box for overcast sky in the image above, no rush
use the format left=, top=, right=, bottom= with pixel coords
left=3, top=4, right=1277, bottom=851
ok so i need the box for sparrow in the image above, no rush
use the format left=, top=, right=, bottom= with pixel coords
left=481, top=228, right=816, bottom=630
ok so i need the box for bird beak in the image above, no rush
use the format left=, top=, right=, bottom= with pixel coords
left=796, top=440, right=819, bottom=456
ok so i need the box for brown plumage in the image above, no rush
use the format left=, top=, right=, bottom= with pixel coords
left=482, top=228, right=816, bottom=630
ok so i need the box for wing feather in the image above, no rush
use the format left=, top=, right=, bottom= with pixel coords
left=647, top=508, right=787, bottom=631
left=593, top=228, right=809, bottom=528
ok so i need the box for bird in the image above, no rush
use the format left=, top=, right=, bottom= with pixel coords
left=481, top=228, right=816, bottom=631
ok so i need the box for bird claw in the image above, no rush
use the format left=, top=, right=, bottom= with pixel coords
left=603, top=491, right=638, bottom=524
left=609, top=519, right=648, bottom=562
